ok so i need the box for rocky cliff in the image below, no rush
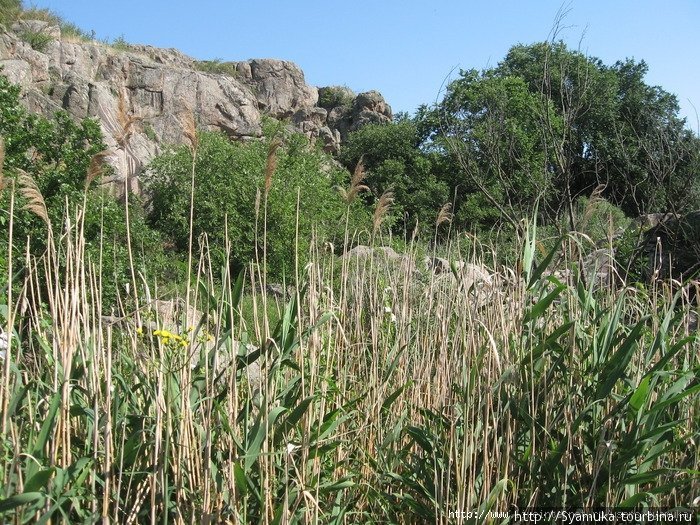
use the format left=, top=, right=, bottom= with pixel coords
left=0, top=20, right=392, bottom=193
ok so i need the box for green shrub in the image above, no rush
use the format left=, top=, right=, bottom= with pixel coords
left=60, top=20, right=94, bottom=41
left=317, top=85, right=354, bottom=110
left=142, top=121, right=157, bottom=141
left=110, top=35, right=131, bottom=51
left=194, top=59, right=239, bottom=77
left=340, top=120, right=451, bottom=233
left=0, top=0, right=20, bottom=26
left=146, top=127, right=371, bottom=278
left=575, top=196, right=631, bottom=244
left=19, top=28, right=53, bottom=51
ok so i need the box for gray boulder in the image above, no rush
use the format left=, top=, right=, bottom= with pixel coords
left=234, top=58, right=318, bottom=118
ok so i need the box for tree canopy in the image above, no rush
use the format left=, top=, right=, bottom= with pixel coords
left=349, top=41, right=700, bottom=237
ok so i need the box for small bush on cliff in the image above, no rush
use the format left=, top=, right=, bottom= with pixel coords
left=146, top=128, right=371, bottom=278
left=0, top=0, right=20, bottom=26
left=194, top=59, right=239, bottom=77
left=318, top=85, right=354, bottom=110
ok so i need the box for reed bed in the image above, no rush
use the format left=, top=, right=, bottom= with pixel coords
left=0, top=193, right=698, bottom=524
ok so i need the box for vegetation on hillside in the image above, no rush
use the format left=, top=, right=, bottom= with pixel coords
left=146, top=125, right=371, bottom=278
left=0, top=74, right=168, bottom=306
left=339, top=42, right=700, bottom=240
left=0, top=6, right=698, bottom=521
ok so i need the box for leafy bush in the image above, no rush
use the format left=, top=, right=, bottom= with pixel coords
left=193, top=59, right=239, bottom=77
left=146, top=126, right=371, bottom=278
left=0, top=73, right=172, bottom=306
left=18, top=28, right=54, bottom=51
left=0, top=0, right=20, bottom=26
left=317, top=85, right=354, bottom=110
left=575, top=195, right=631, bottom=244
left=110, top=35, right=131, bottom=51
left=59, top=20, right=94, bottom=41
left=340, top=120, right=451, bottom=233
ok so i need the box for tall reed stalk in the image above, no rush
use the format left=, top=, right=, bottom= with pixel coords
left=0, top=181, right=697, bottom=523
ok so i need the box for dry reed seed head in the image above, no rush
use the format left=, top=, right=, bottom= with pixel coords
left=373, top=190, right=394, bottom=234
left=264, top=138, right=282, bottom=195
left=581, top=183, right=608, bottom=226
left=342, top=156, right=369, bottom=204
left=352, top=156, right=366, bottom=186
left=17, top=170, right=49, bottom=226
left=115, top=88, right=142, bottom=148
left=436, top=202, right=453, bottom=226
left=85, top=149, right=110, bottom=190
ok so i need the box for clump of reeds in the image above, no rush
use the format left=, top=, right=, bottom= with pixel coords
left=0, top=178, right=697, bottom=523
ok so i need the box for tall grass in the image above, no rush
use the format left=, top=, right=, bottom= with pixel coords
left=0, top=178, right=698, bottom=523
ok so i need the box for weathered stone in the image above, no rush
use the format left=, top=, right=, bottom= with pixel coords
left=583, top=248, right=616, bottom=287
left=0, top=27, right=392, bottom=194
left=237, top=58, right=318, bottom=118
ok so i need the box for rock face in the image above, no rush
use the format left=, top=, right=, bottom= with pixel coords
left=0, top=22, right=392, bottom=193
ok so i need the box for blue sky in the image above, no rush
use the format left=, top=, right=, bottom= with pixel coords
left=28, top=1, right=700, bottom=129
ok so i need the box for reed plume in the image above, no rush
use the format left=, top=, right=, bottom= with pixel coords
left=580, top=183, right=607, bottom=231
left=436, top=202, right=453, bottom=227
left=339, top=156, right=369, bottom=204
left=18, top=170, right=49, bottom=226
left=115, top=87, right=141, bottom=148
left=372, top=189, right=394, bottom=235
left=179, top=104, right=198, bottom=154
left=85, top=149, right=110, bottom=190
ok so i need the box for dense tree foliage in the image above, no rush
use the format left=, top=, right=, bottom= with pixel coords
left=339, top=118, right=452, bottom=233
left=347, top=41, right=699, bottom=238
left=424, top=41, right=700, bottom=228
left=146, top=128, right=370, bottom=278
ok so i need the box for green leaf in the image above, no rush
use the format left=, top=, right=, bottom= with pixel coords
left=406, top=426, right=433, bottom=454
left=24, top=468, right=55, bottom=492
left=595, top=318, right=645, bottom=400
left=317, top=478, right=355, bottom=494
left=382, top=381, right=412, bottom=413
left=0, top=492, right=44, bottom=513
left=629, top=375, right=651, bottom=412
left=26, top=391, right=61, bottom=481
left=233, top=462, right=248, bottom=496
left=618, top=492, right=653, bottom=507
left=523, top=283, right=565, bottom=323
left=622, top=468, right=672, bottom=485
left=528, top=235, right=564, bottom=289
left=274, top=395, right=314, bottom=444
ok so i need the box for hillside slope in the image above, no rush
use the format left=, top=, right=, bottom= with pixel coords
left=0, top=19, right=392, bottom=193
